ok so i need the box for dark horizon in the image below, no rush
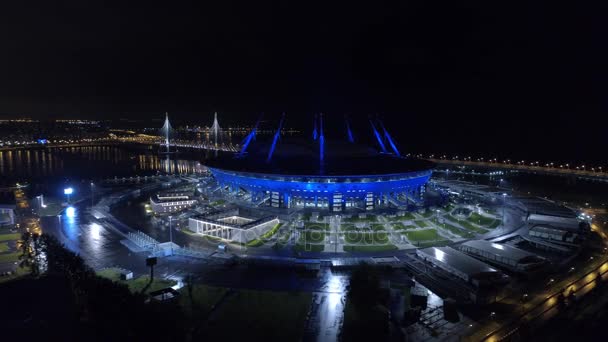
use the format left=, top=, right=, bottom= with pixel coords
left=1, top=1, right=606, bottom=162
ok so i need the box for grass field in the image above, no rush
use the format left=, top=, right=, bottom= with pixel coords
left=343, top=244, right=398, bottom=252
left=341, top=224, right=357, bottom=231
left=448, top=216, right=488, bottom=234
left=414, top=220, right=429, bottom=228
left=0, top=252, right=19, bottom=263
left=246, top=223, right=283, bottom=247
left=415, top=240, right=451, bottom=248
left=370, top=223, right=386, bottom=231
left=204, top=289, right=311, bottom=341
left=421, top=210, right=435, bottom=218
left=391, top=212, right=416, bottom=220
left=343, top=215, right=377, bottom=223
left=179, top=284, right=228, bottom=317
left=344, top=232, right=389, bottom=244
left=403, top=229, right=439, bottom=242
left=300, top=230, right=325, bottom=243
left=0, top=233, right=20, bottom=242
left=304, top=222, right=330, bottom=230
left=392, top=223, right=416, bottom=230
left=0, top=242, right=10, bottom=253
left=437, top=222, right=475, bottom=238
left=97, top=268, right=177, bottom=294
left=468, top=213, right=500, bottom=228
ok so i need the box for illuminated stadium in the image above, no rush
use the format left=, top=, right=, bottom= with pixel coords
left=204, top=116, right=435, bottom=211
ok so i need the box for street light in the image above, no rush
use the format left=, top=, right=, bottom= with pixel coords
left=502, top=193, right=507, bottom=228
left=168, top=215, right=173, bottom=255
left=90, top=182, right=95, bottom=207
left=64, top=187, right=74, bottom=204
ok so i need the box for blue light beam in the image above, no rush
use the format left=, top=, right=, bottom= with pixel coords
left=238, top=114, right=263, bottom=157
left=369, top=119, right=387, bottom=153
left=319, top=113, right=325, bottom=162
left=266, top=113, right=285, bottom=162
left=345, top=116, right=354, bottom=143
left=379, top=120, right=401, bottom=157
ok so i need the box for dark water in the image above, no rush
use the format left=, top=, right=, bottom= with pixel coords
left=0, top=145, right=216, bottom=198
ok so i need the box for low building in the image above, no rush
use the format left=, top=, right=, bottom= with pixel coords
left=150, top=189, right=197, bottom=214
left=459, top=240, right=546, bottom=272
left=416, top=246, right=506, bottom=287
left=528, top=225, right=579, bottom=244
left=188, top=208, right=279, bottom=244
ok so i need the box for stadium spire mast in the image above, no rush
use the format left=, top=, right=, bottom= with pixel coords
left=266, top=113, right=285, bottom=162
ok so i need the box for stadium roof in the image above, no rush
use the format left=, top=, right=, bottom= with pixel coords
left=205, top=140, right=434, bottom=176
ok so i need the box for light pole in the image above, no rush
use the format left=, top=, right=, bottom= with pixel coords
left=90, top=182, right=95, bottom=207
left=64, top=187, right=73, bottom=204
left=168, top=215, right=173, bottom=255
left=502, top=193, right=507, bottom=228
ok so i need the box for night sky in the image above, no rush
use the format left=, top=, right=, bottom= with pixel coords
left=0, top=1, right=606, bottom=162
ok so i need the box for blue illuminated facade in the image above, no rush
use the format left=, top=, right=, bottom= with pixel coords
left=209, top=167, right=432, bottom=211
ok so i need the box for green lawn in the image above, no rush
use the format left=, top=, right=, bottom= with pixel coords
left=0, top=266, right=29, bottom=284
left=414, top=220, right=429, bottom=228
left=392, top=223, right=416, bottom=230
left=415, top=240, right=451, bottom=248
left=344, top=232, right=389, bottom=244
left=344, top=215, right=377, bottom=223
left=179, top=284, right=228, bottom=317
left=304, top=222, right=330, bottom=230
left=0, top=252, right=19, bottom=263
left=341, top=224, right=357, bottom=231
left=343, top=244, right=398, bottom=252
left=391, top=212, right=415, bottom=220
left=469, top=212, right=493, bottom=225
left=0, top=242, right=10, bottom=253
left=246, top=223, right=284, bottom=247
left=0, top=233, right=20, bottom=242
left=204, top=289, right=312, bottom=341
left=422, top=210, right=435, bottom=218
left=300, top=230, right=325, bottom=243
left=403, top=229, right=439, bottom=242
left=437, top=222, right=475, bottom=238
left=294, top=243, right=325, bottom=252
left=97, top=268, right=177, bottom=294
left=448, top=216, right=488, bottom=234
left=370, top=223, right=386, bottom=231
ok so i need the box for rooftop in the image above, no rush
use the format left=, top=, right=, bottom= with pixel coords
left=204, top=140, right=435, bottom=176
left=418, top=246, right=499, bottom=277
left=460, top=240, right=541, bottom=263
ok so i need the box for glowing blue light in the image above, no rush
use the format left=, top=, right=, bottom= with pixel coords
left=379, top=121, right=401, bottom=157
left=346, top=119, right=354, bottom=143
left=37, top=139, right=48, bottom=144
left=64, top=187, right=74, bottom=195
left=267, top=114, right=285, bottom=162
left=66, top=206, right=76, bottom=217
left=369, top=120, right=387, bottom=153
left=319, top=114, right=325, bottom=162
